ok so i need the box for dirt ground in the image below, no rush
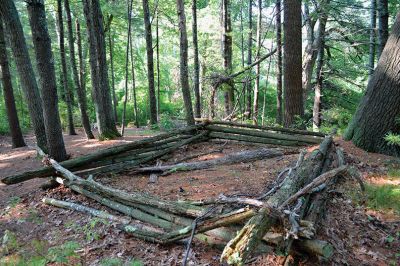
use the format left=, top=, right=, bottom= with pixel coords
left=0, top=128, right=399, bottom=265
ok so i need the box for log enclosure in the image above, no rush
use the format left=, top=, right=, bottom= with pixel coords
left=2, top=121, right=356, bottom=264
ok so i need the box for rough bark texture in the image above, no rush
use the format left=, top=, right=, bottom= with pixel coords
left=369, top=0, right=377, bottom=78
left=130, top=29, right=139, bottom=128
left=302, top=4, right=316, bottom=104
left=283, top=0, right=303, bottom=127
left=377, top=0, right=388, bottom=59
left=222, top=0, right=234, bottom=116
left=344, top=13, right=400, bottom=156
left=27, top=0, right=68, bottom=161
left=108, top=31, right=118, bottom=123
left=0, top=17, right=26, bottom=148
left=192, top=0, right=201, bottom=118
left=253, top=0, right=262, bottom=123
left=177, top=0, right=195, bottom=126
left=65, top=0, right=94, bottom=139
left=275, top=0, right=283, bottom=125
left=0, top=0, right=48, bottom=151
left=245, top=0, right=253, bottom=119
left=57, top=0, right=76, bottom=136
left=142, top=0, right=158, bottom=125
left=83, top=0, right=119, bottom=139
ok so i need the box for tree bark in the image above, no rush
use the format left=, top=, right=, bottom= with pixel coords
left=253, top=0, right=262, bottom=124
left=222, top=0, right=234, bottom=116
left=275, top=0, right=283, bottom=125
left=192, top=0, right=201, bottom=118
left=369, top=0, right=377, bottom=78
left=156, top=9, right=161, bottom=119
left=0, top=0, right=48, bottom=151
left=109, top=28, right=118, bottom=124
left=82, top=0, right=119, bottom=139
left=27, top=0, right=68, bottom=161
left=0, top=16, right=26, bottom=148
left=377, top=0, right=388, bottom=59
left=57, top=0, right=76, bottom=136
left=283, top=0, right=303, bottom=127
left=177, top=0, right=195, bottom=126
left=245, top=0, right=253, bottom=119
left=65, top=0, right=94, bottom=139
left=142, top=0, right=158, bottom=125
left=344, top=13, right=400, bottom=156
left=130, top=27, right=139, bottom=128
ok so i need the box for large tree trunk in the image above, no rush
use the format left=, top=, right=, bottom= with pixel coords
left=0, top=0, right=48, bottom=151
left=245, top=0, right=253, bottom=119
left=222, top=0, right=234, bottom=116
left=156, top=9, right=161, bottom=119
left=56, top=0, right=76, bottom=136
left=253, top=0, right=262, bottom=124
left=0, top=16, right=26, bottom=148
left=142, top=0, right=158, bottom=125
left=27, top=0, right=68, bottom=161
left=344, top=13, right=400, bottom=156
left=369, top=0, right=377, bottom=78
left=275, top=0, right=283, bottom=125
left=377, top=0, right=388, bottom=59
left=192, top=0, right=201, bottom=118
left=283, top=0, right=303, bottom=127
left=108, top=30, right=118, bottom=124
left=177, top=0, right=195, bottom=126
left=65, top=0, right=94, bottom=139
left=82, top=0, right=119, bottom=139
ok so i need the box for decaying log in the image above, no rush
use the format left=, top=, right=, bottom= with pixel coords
left=1, top=124, right=206, bottom=184
left=206, top=125, right=322, bottom=144
left=209, top=132, right=305, bottom=146
left=133, top=148, right=283, bottom=175
left=220, top=135, right=333, bottom=265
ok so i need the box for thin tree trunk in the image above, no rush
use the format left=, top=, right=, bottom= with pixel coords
left=57, top=0, right=76, bottom=136
left=0, top=0, right=48, bottom=151
left=177, top=0, right=195, bottom=126
left=246, top=0, right=253, bottom=119
left=253, top=0, right=262, bottom=124
left=344, top=12, right=400, bottom=156
left=0, top=16, right=26, bottom=148
left=65, top=0, right=94, bottom=139
left=82, top=0, right=119, bottom=139
left=121, top=0, right=133, bottom=136
left=27, top=0, right=67, bottom=161
left=275, top=0, right=283, bottom=125
left=283, top=0, right=303, bottom=127
left=156, top=8, right=161, bottom=119
left=142, top=0, right=158, bottom=125
left=192, top=0, right=201, bottom=118
left=222, top=0, right=234, bottom=116
left=240, top=0, right=245, bottom=68
left=313, top=43, right=325, bottom=131
left=369, top=0, right=377, bottom=79
left=377, top=0, right=388, bottom=59
left=130, top=27, right=139, bottom=128
left=109, top=29, right=118, bottom=123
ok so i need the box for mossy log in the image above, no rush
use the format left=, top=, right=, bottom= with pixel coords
left=209, top=132, right=304, bottom=146
left=1, top=124, right=205, bottom=184
left=220, top=136, right=333, bottom=265
left=206, top=125, right=323, bottom=144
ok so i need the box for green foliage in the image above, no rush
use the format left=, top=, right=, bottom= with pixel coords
left=384, top=133, right=400, bottom=146
left=47, top=241, right=80, bottom=263
left=7, top=196, right=22, bottom=208
left=100, top=257, right=143, bottom=266
left=364, top=184, right=400, bottom=214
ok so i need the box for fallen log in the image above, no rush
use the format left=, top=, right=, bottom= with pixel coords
left=220, top=135, right=333, bottom=265
left=209, top=132, right=304, bottom=146
left=207, top=120, right=326, bottom=137
left=206, top=125, right=322, bottom=144
left=1, top=124, right=206, bottom=184
left=133, top=148, right=283, bottom=175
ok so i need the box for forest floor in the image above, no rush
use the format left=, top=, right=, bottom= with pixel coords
left=0, top=127, right=399, bottom=265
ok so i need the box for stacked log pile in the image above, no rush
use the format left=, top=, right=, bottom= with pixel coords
left=1, top=122, right=358, bottom=265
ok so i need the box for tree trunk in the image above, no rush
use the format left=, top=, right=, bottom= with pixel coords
left=275, top=0, right=283, bottom=125
left=369, top=0, right=377, bottom=78
left=27, top=0, right=68, bottom=161
left=253, top=0, right=262, bottom=124
left=121, top=0, right=134, bottom=136
left=177, top=0, right=195, bottom=126
left=283, top=0, right=303, bottom=127
left=156, top=9, right=161, bottom=119
left=142, top=0, right=158, bottom=125
left=222, top=0, right=234, bottom=116
left=57, top=0, right=76, bottom=136
left=0, top=16, right=26, bottom=148
left=65, top=0, right=94, bottom=139
left=344, top=13, right=400, bottom=156
left=0, top=0, right=48, bottom=151
left=377, top=0, right=388, bottom=59
left=108, top=29, right=118, bottom=123
left=82, top=0, right=119, bottom=139
left=130, top=26, right=139, bottom=128
left=192, top=0, right=201, bottom=118
left=245, top=0, right=253, bottom=119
